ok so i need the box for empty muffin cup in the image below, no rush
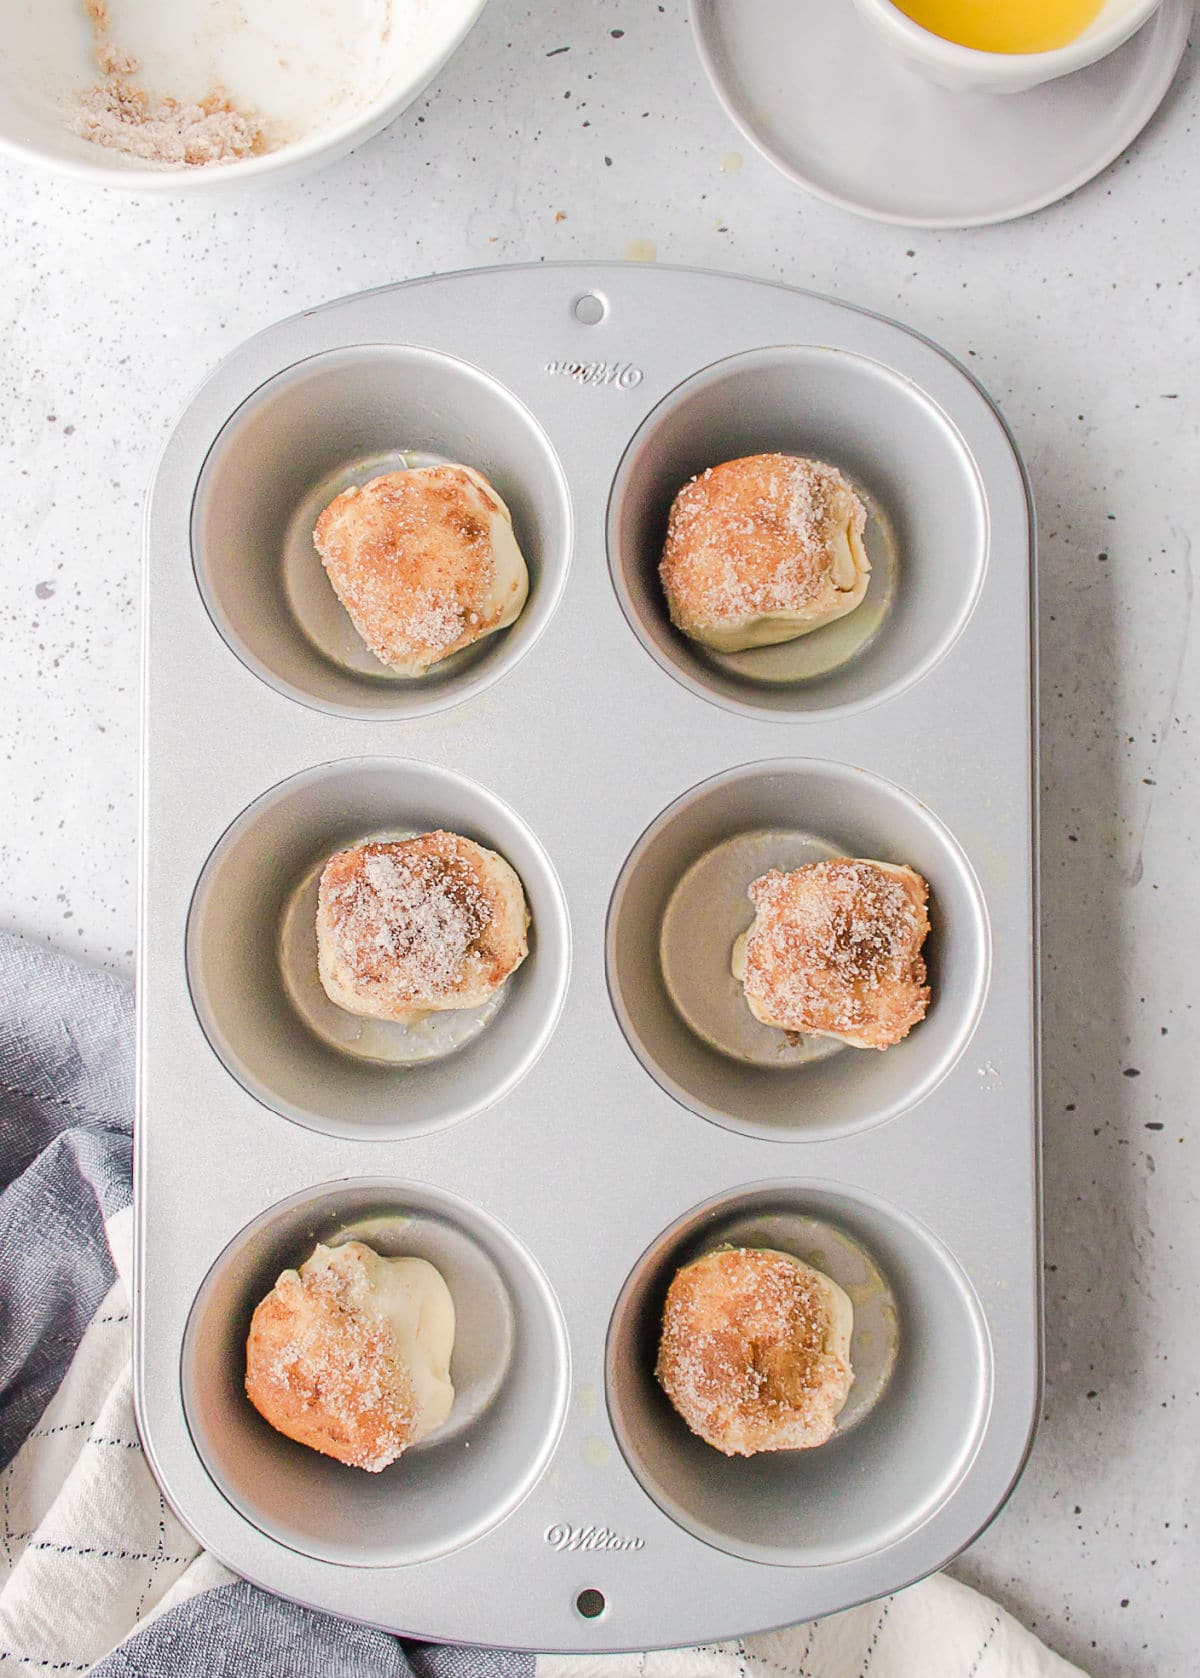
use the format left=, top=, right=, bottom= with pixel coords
left=607, top=345, right=987, bottom=720
left=183, top=1178, right=570, bottom=1567
left=186, top=758, right=570, bottom=1138
left=606, top=759, right=989, bottom=1140
left=192, top=344, right=572, bottom=717
left=606, top=1181, right=992, bottom=1567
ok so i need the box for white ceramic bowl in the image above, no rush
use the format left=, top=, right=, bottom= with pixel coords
left=848, top=0, right=1164, bottom=92
left=0, top=0, right=488, bottom=190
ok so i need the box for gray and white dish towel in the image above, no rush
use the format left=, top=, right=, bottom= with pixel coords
left=0, top=932, right=1084, bottom=1677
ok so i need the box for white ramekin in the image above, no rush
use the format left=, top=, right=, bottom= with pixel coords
left=848, top=0, right=1165, bottom=93
left=0, top=0, right=488, bottom=192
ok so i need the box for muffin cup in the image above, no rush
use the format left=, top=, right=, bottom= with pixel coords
left=192, top=344, right=572, bottom=718
left=186, top=758, right=571, bottom=1138
left=607, top=345, right=987, bottom=720
left=606, top=759, right=989, bottom=1141
left=182, top=1179, right=570, bottom=1567
left=606, top=1181, right=992, bottom=1567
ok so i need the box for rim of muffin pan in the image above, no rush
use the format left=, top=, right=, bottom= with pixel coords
left=182, top=1177, right=571, bottom=1568
left=606, top=758, right=991, bottom=1142
left=607, top=343, right=990, bottom=722
left=190, top=343, right=573, bottom=719
left=605, top=1180, right=994, bottom=1568
left=186, top=757, right=571, bottom=1139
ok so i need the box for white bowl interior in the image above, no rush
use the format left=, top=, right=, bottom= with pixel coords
left=867, top=0, right=1159, bottom=68
left=1081, top=0, right=1160, bottom=41
left=0, top=0, right=484, bottom=181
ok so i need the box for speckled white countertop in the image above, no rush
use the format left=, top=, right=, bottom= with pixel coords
left=1, top=4, right=1196, bottom=1673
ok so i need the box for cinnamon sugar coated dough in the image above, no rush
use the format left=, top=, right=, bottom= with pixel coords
left=659, top=453, right=871, bottom=653
left=245, top=1241, right=456, bottom=1472
left=656, top=1247, right=854, bottom=1456
left=734, top=858, right=931, bottom=1051
left=316, top=832, right=530, bottom=1025
left=314, top=464, right=530, bottom=677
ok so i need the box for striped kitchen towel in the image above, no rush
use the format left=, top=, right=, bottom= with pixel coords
left=0, top=932, right=1085, bottom=1678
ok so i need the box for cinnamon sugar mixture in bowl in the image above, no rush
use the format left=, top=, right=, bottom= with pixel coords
left=0, top=0, right=489, bottom=187
left=72, top=0, right=264, bottom=167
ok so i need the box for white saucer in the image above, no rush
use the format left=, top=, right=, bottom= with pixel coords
left=691, top=0, right=1191, bottom=228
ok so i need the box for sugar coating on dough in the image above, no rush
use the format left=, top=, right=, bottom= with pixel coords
left=314, top=464, right=529, bottom=676
left=659, top=453, right=870, bottom=652
left=656, top=1246, right=854, bottom=1456
left=740, top=858, right=930, bottom=1050
left=316, top=832, right=529, bottom=1024
left=245, top=1241, right=455, bottom=1473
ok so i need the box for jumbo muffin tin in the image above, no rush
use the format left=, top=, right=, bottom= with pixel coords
left=136, top=262, right=1040, bottom=1652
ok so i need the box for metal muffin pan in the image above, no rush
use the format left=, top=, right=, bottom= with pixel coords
left=137, top=262, right=1039, bottom=1653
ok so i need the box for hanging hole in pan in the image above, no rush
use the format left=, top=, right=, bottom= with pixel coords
left=576, top=1588, right=606, bottom=1618
left=573, top=292, right=607, bottom=325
